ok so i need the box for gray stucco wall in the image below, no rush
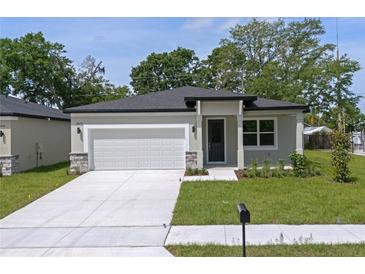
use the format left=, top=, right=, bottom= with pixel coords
left=71, top=114, right=198, bottom=153
left=202, top=115, right=238, bottom=166
left=10, top=117, right=71, bottom=171
left=243, top=114, right=297, bottom=166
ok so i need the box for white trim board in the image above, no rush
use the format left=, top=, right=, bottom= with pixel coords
left=206, top=117, right=227, bottom=164
left=0, top=116, right=19, bottom=121
left=82, top=123, right=190, bottom=153
left=72, top=112, right=195, bottom=118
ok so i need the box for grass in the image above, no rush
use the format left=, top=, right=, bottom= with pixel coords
left=0, top=162, right=77, bottom=219
left=172, top=150, right=365, bottom=225
left=166, top=244, right=365, bottom=257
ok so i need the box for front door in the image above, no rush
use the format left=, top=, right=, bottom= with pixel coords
left=207, top=119, right=225, bottom=163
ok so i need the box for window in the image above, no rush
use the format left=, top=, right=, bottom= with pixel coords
left=243, top=119, right=276, bottom=149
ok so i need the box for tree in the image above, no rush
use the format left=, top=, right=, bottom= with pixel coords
left=0, top=32, right=74, bottom=108
left=202, top=18, right=362, bottom=130
left=217, top=18, right=338, bottom=103
left=331, top=129, right=352, bottom=183
left=0, top=33, right=129, bottom=109
left=322, top=56, right=361, bottom=130
left=63, top=55, right=129, bottom=108
left=195, top=43, right=245, bottom=91
left=130, top=47, right=200, bottom=94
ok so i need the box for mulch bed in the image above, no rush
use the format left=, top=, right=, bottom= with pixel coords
left=234, top=169, right=247, bottom=180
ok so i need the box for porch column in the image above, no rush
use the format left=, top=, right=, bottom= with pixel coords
left=237, top=100, right=244, bottom=169
left=296, top=112, right=304, bottom=154
left=196, top=101, right=203, bottom=168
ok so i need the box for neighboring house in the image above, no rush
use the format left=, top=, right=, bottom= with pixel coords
left=304, top=125, right=333, bottom=136
left=352, top=132, right=364, bottom=152
left=304, top=125, right=333, bottom=149
left=0, top=95, right=71, bottom=175
left=64, top=86, right=309, bottom=173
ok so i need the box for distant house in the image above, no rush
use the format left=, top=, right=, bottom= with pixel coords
left=304, top=125, right=333, bottom=149
left=352, top=132, right=364, bottom=152
left=0, top=95, right=70, bottom=176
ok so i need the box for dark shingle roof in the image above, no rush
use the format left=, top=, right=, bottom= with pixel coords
left=64, top=86, right=309, bottom=113
left=245, top=98, right=310, bottom=112
left=0, top=95, right=70, bottom=121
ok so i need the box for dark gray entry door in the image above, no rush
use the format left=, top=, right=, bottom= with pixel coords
left=207, top=119, right=225, bottom=162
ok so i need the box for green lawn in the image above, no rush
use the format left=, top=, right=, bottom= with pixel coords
left=0, top=162, right=77, bottom=219
left=172, top=150, right=365, bottom=225
left=166, top=244, right=365, bottom=257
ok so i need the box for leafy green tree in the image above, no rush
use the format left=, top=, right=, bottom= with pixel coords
left=321, top=56, right=361, bottom=130
left=130, top=47, right=199, bottom=94
left=64, top=55, right=129, bottom=108
left=0, top=33, right=128, bottom=109
left=205, top=18, right=361, bottom=130
left=331, top=129, right=352, bottom=182
left=0, top=32, right=74, bottom=108
left=195, top=43, right=245, bottom=91
left=219, top=18, right=337, bottom=102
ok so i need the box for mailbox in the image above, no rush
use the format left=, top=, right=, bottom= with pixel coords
left=237, top=203, right=250, bottom=223
left=237, top=202, right=250, bottom=257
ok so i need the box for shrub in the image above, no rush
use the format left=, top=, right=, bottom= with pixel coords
left=185, top=167, right=208, bottom=176
left=273, top=159, right=286, bottom=178
left=247, top=159, right=259, bottom=178
left=289, top=152, right=320, bottom=177
left=289, top=152, right=306, bottom=177
left=261, top=159, right=272, bottom=178
left=330, top=129, right=351, bottom=183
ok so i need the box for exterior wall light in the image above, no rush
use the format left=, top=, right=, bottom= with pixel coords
left=77, top=127, right=81, bottom=134
left=192, top=125, right=196, bottom=133
left=0, top=130, right=4, bottom=137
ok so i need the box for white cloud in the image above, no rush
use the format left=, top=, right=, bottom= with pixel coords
left=182, top=18, right=215, bottom=30
left=219, top=18, right=243, bottom=30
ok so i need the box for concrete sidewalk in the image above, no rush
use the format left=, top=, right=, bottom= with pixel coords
left=165, top=225, right=365, bottom=246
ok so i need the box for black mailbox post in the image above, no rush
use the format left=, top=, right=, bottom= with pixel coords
left=237, top=203, right=250, bottom=257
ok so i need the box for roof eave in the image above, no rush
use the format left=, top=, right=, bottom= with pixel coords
left=0, top=112, right=70, bottom=121
left=245, top=106, right=310, bottom=113
left=184, top=95, right=257, bottom=102
left=63, top=108, right=196, bottom=114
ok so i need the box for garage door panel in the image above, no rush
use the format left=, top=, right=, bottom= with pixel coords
left=91, top=128, right=186, bottom=170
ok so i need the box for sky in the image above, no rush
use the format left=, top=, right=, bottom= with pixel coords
left=0, top=17, right=364, bottom=112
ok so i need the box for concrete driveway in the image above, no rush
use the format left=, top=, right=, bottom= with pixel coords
left=0, top=170, right=184, bottom=256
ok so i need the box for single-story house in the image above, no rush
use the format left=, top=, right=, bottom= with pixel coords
left=64, top=86, right=309, bottom=173
left=0, top=95, right=71, bottom=175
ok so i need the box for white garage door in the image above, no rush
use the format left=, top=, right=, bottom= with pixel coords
left=90, top=128, right=186, bottom=170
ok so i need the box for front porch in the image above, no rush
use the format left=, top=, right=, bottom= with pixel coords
left=190, top=100, right=304, bottom=169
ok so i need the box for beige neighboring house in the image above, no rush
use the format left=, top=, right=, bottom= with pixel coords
left=64, top=86, right=309, bottom=173
left=0, top=95, right=70, bottom=175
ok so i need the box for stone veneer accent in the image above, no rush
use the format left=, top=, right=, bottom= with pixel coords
left=69, top=153, right=88, bottom=174
left=0, top=155, right=18, bottom=176
left=185, top=151, right=198, bottom=169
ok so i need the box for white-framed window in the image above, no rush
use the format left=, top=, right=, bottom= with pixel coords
left=243, top=118, right=278, bottom=150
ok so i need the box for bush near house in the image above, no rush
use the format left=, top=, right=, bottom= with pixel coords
left=185, top=167, right=209, bottom=176
left=289, top=152, right=320, bottom=177
left=234, top=156, right=318, bottom=180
